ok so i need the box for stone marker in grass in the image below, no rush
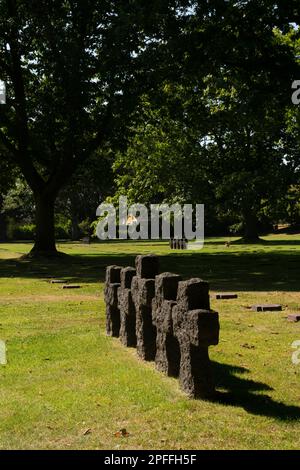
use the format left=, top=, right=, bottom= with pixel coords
left=152, top=272, right=182, bottom=377
left=251, top=304, right=282, bottom=312
left=172, top=279, right=219, bottom=398
left=62, top=285, right=81, bottom=289
left=118, top=267, right=137, bottom=347
left=104, top=265, right=122, bottom=337
left=132, top=255, right=158, bottom=361
left=214, top=293, right=238, bottom=300
left=288, top=314, right=300, bottom=322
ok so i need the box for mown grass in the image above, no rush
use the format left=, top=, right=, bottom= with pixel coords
left=0, top=235, right=300, bottom=449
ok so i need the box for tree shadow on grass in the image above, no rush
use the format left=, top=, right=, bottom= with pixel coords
left=0, top=250, right=137, bottom=284
left=211, top=362, right=300, bottom=421
left=0, top=242, right=300, bottom=291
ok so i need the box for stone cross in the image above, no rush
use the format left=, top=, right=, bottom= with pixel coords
left=172, top=278, right=219, bottom=398
left=131, top=255, right=159, bottom=361
left=152, top=272, right=182, bottom=377
left=104, top=265, right=122, bottom=337
left=118, top=267, right=137, bottom=347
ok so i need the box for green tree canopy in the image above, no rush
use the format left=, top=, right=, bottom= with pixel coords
left=0, top=0, right=194, bottom=255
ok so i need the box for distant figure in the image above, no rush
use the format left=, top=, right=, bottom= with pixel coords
left=225, top=241, right=231, bottom=248
left=126, top=215, right=137, bottom=226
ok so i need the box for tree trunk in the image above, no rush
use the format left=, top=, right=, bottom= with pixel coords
left=30, top=192, right=58, bottom=256
left=243, top=210, right=260, bottom=242
left=0, top=213, right=7, bottom=241
left=0, top=196, right=7, bottom=241
left=71, top=212, right=80, bottom=241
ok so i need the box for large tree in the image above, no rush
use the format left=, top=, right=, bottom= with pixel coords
left=1, top=0, right=299, bottom=253
left=0, top=0, right=193, bottom=255
left=111, top=3, right=300, bottom=241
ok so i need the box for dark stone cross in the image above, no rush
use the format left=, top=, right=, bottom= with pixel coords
left=104, top=265, right=122, bottom=337
left=118, top=267, right=137, bottom=347
left=169, top=238, right=187, bottom=250
left=172, top=279, right=220, bottom=398
left=152, top=272, right=182, bottom=377
left=131, top=255, right=159, bottom=361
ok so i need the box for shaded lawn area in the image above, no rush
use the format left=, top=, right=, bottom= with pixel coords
left=1, top=235, right=300, bottom=291
left=0, top=236, right=300, bottom=449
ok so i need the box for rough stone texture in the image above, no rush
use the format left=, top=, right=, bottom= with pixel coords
left=121, top=267, right=136, bottom=289
left=152, top=273, right=182, bottom=376
left=135, top=254, right=159, bottom=279
left=129, top=254, right=159, bottom=360
left=104, top=266, right=122, bottom=337
left=153, top=272, right=182, bottom=304
left=251, top=304, right=282, bottom=312
left=106, top=265, right=122, bottom=284
left=118, top=267, right=137, bottom=347
left=172, top=279, right=219, bottom=398
left=176, top=278, right=210, bottom=311
left=132, top=276, right=156, bottom=361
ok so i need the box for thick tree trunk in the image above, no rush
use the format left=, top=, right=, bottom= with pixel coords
left=30, top=192, right=58, bottom=256
left=242, top=210, right=260, bottom=242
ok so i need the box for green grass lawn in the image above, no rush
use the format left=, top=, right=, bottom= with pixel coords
left=0, top=235, right=300, bottom=449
